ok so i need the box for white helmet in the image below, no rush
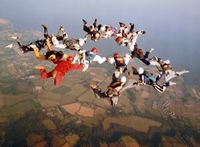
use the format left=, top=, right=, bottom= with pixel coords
left=137, top=67, right=144, bottom=74
left=79, top=38, right=85, bottom=46
left=163, top=60, right=170, bottom=64
left=120, top=76, right=127, bottom=83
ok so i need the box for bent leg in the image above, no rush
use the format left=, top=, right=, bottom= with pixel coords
left=17, top=41, right=33, bottom=53
left=54, top=71, right=65, bottom=86
left=93, top=18, right=97, bottom=28
left=82, top=62, right=89, bottom=71
left=144, top=48, right=154, bottom=59
left=153, top=84, right=166, bottom=93
left=176, top=70, right=190, bottom=76
left=141, top=59, right=150, bottom=65
left=111, top=96, right=119, bottom=106
left=90, top=85, right=107, bottom=99
left=39, top=69, right=53, bottom=80
left=42, top=24, right=48, bottom=38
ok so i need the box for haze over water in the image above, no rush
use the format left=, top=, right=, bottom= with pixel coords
left=0, top=0, right=199, bottom=85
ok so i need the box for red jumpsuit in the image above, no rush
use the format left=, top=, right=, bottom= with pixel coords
left=39, top=60, right=83, bottom=86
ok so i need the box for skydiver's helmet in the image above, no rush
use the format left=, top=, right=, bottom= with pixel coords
left=137, top=67, right=144, bottom=75
left=67, top=56, right=74, bottom=63
left=47, top=54, right=56, bottom=61
left=46, top=51, right=64, bottom=64
left=163, top=60, right=170, bottom=64
left=115, top=37, right=123, bottom=44
left=113, top=52, right=119, bottom=58
left=162, top=60, right=172, bottom=71
left=91, top=47, right=98, bottom=54
left=79, top=38, right=86, bottom=46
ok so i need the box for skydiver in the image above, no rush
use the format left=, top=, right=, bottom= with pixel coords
left=149, top=57, right=190, bottom=82
left=62, top=37, right=87, bottom=51
left=131, top=44, right=154, bottom=65
left=32, top=45, right=68, bottom=64
left=16, top=24, right=63, bottom=53
left=99, top=25, right=117, bottom=39
left=16, top=34, right=64, bottom=55
left=82, top=19, right=102, bottom=41
left=115, top=29, right=145, bottom=50
left=16, top=37, right=45, bottom=53
left=90, top=75, right=127, bottom=106
left=127, top=30, right=146, bottom=51
left=82, top=19, right=99, bottom=34
left=57, top=25, right=68, bottom=41
left=41, top=24, right=70, bottom=50
left=115, top=36, right=129, bottom=47
left=117, top=22, right=135, bottom=36
left=74, top=47, right=106, bottom=71
left=131, top=67, right=176, bottom=93
left=107, top=52, right=132, bottom=79
left=35, top=56, right=84, bottom=86
left=117, top=22, right=129, bottom=35
left=41, top=24, right=68, bottom=41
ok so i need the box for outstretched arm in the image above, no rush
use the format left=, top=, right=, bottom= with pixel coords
left=93, top=55, right=106, bottom=64
left=70, top=64, right=84, bottom=71
left=106, top=57, right=115, bottom=64
left=34, top=66, right=53, bottom=79
left=33, top=47, right=46, bottom=60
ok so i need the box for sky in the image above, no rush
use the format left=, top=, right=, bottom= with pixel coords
left=0, top=0, right=200, bottom=85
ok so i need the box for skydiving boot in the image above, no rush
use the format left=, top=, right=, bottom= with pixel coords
left=165, top=81, right=176, bottom=87
left=176, top=70, right=190, bottom=76
left=41, top=24, right=48, bottom=31
left=149, top=48, right=155, bottom=53
left=93, top=18, right=97, bottom=27
left=82, top=19, right=87, bottom=25
left=16, top=38, right=27, bottom=53
left=129, top=23, right=134, bottom=32
left=41, top=24, right=48, bottom=38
